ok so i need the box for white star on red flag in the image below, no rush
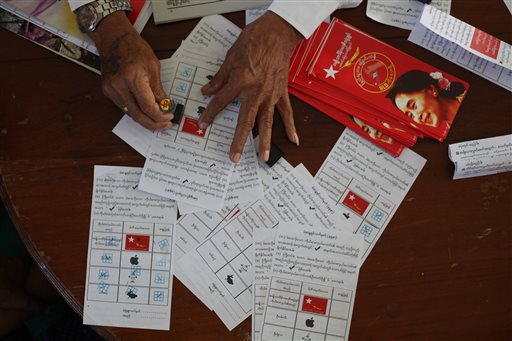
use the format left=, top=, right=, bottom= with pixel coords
left=324, top=65, right=339, bottom=79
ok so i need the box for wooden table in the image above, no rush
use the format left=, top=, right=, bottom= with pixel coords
left=1, top=1, right=511, bottom=340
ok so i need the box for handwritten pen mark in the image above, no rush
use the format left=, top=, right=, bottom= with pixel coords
left=343, top=213, right=350, bottom=219
left=277, top=203, right=284, bottom=208
left=109, top=206, right=115, bottom=211
left=407, top=8, right=412, bottom=13
left=346, top=159, right=353, bottom=163
left=272, top=176, right=279, bottom=180
left=315, top=246, right=321, bottom=251
left=209, top=163, right=216, bottom=168
left=289, top=264, right=296, bottom=270
left=132, top=184, right=138, bottom=190
left=182, top=179, right=189, bottom=184
left=309, top=206, right=315, bottom=210
left=377, top=152, right=383, bottom=155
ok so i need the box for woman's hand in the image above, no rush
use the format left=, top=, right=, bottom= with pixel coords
left=89, top=12, right=172, bottom=131
left=198, top=12, right=302, bottom=163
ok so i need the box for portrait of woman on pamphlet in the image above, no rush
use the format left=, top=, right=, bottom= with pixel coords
left=352, top=116, right=394, bottom=145
left=386, top=70, right=467, bottom=129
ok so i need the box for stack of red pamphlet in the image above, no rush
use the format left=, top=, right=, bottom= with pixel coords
left=289, top=18, right=469, bottom=156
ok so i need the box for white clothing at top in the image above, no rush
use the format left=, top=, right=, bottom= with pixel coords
left=68, top=0, right=362, bottom=38
left=268, top=0, right=362, bottom=38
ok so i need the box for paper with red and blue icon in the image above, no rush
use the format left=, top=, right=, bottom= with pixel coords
left=260, top=223, right=363, bottom=341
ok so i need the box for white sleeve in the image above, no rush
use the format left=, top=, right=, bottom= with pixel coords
left=68, top=0, right=95, bottom=12
left=268, top=0, right=363, bottom=38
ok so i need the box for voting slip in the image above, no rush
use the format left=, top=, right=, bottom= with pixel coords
left=174, top=164, right=352, bottom=330
left=83, top=166, right=177, bottom=330
left=448, top=134, right=512, bottom=179
left=174, top=154, right=294, bottom=309
left=258, top=223, right=364, bottom=341
left=175, top=142, right=293, bottom=258
left=315, top=129, right=426, bottom=261
left=409, top=5, right=512, bottom=92
left=138, top=47, right=263, bottom=212
left=113, top=15, right=241, bottom=155
left=366, top=0, right=451, bottom=30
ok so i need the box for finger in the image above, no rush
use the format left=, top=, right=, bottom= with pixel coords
left=199, top=81, right=240, bottom=129
left=230, top=92, right=261, bottom=163
left=257, top=102, right=274, bottom=162
left=201, top=61, right=230, bottom=95
left=150, top=61, right=167, bottom=103
left=276, top=93, right=299, bottom=146
left=115, top=81, right=172, bottom=131
left=149, top=69, right=176, bottom=120
left=128, top=73, right=171, bottom=123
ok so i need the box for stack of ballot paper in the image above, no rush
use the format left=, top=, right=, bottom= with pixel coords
left=85, top=15, right=429, bottom=339
left=288, top=17, right=470, bottom=156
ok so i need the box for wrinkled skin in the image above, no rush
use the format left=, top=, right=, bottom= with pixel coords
left=199, top=12, right=303, bottom=162
left=89, top=12, right=173, bottom=131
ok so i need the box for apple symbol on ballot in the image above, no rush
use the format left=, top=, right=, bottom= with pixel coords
left=305, top=317, right=315, bottom=328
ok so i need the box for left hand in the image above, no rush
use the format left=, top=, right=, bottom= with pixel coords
left=199, top=12, right=303, bottom=163
left=89, top=12, right=172, bottom=131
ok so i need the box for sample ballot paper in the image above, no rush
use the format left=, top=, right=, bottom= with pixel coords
left=83, top=166, right=177, bottom=330
left=315, top=129, right=426, bottom=260
left=138, top=47, right=262, bottom=212
left=259, top=223, right=363, bottom=341
left=175, top=165, right=351, bottom=330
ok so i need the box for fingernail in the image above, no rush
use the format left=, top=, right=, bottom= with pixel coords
left=293, top=133, right=300, bottom=146
left=198, top=120, right=208, bottom=129
left=262, top=150, right=270, bottom=162
left=231, top=153, right=241, bottom=163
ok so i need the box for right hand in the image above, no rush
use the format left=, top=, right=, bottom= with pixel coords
left=199, top=12, right=302, bottom=163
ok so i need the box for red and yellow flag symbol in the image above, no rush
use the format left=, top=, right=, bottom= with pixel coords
left=342, top=190, right=369, bottom=215
left=182, top=117, right=206, bottom=137
left=125, top=234, right=150, bottom=251
left=302, top=295, right=328, bottom=315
